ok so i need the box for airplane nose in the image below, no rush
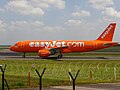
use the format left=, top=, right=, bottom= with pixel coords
left=10, top=46, right=14, bottom=51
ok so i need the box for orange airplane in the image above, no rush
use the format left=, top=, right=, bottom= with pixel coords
left=10, top=23, right=118, bottom=59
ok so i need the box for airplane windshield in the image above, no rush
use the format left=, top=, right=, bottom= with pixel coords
left=14, top=43, right=17, bottom=46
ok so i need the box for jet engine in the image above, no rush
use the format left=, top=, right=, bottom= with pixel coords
left=38, top=50, right=51, bottom=58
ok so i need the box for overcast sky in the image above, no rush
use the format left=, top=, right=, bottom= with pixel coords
left=0, top=0, right=120, bottom=45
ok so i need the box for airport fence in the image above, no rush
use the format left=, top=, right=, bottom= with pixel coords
left=0, top=61, right=120, bottom=89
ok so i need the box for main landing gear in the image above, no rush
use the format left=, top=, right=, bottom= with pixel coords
left=57, top=54, right=63, bottom=59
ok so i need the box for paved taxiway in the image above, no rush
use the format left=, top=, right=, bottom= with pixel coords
left=0, top=49, right=120, bottom=60
left=0, top=55, right=120, bottom=60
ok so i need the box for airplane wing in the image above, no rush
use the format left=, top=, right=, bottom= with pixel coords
left=118, top=44, right=120, bottom=46
left=38, top=45, right=68, bottom=58
left=46, top=45, right=68, bottom=55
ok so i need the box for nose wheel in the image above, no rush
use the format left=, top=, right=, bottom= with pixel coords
left=22, top=52, right=26, bottom=58
left=57, top=54, right=63, bottom=59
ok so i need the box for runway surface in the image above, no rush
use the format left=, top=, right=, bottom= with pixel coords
left=0, top=49, right=120, bottom=60
left=0, top=56, right=120, bottom=60
left=0, top=53, right=120, bottom=60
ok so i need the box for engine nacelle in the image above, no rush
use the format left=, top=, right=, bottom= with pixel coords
left=38, top=50, right=50, bottom=58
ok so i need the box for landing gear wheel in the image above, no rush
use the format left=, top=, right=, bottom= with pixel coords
left=57, top=54, right=63, bottom=59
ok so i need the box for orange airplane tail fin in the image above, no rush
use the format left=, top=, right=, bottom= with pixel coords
left=97, top=23, right=116, bottom=41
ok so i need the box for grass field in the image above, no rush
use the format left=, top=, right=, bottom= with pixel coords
left=0, top=60, right=120, bottom=89
left=0, top=46, right=120, bottom=89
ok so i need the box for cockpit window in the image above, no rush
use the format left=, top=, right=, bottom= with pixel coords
left=14, top=43, right=17, bottom=46
left=14, top=42, right=24, bottom=47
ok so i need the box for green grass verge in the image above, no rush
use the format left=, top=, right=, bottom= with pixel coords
left=0, top=60, right=120, bottom=89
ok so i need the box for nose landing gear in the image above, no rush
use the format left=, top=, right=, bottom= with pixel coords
left=22, top=52, right=26, bottom=58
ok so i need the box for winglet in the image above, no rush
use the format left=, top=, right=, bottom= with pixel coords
left=97, top=23, right=116, bottom=41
